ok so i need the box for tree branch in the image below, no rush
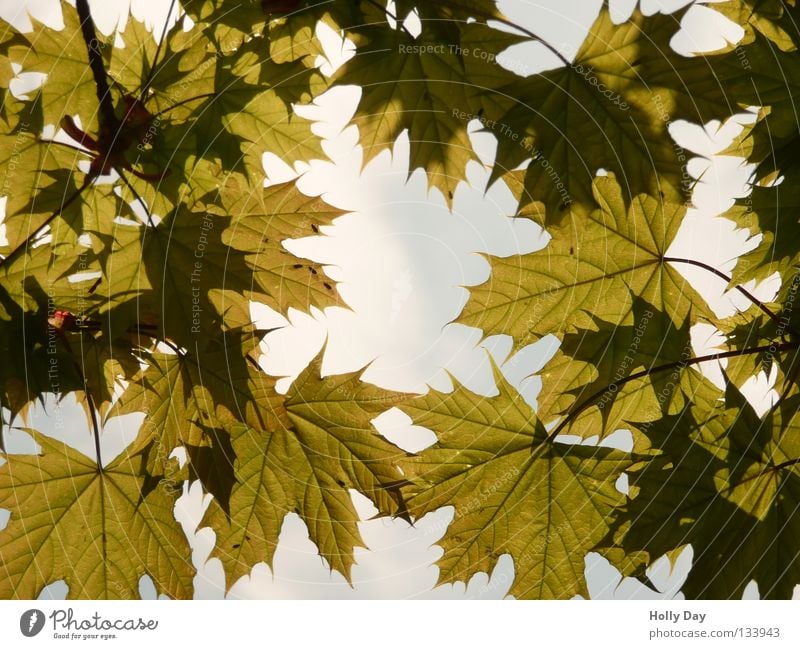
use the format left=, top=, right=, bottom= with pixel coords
left=75, top=0, right=118, bottom=133
left=772, top=456, right=800, bottom=472
left=86, top=389, right=104, bottom=471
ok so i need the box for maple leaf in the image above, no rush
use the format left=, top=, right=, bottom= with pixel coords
left=111, top=328, right=293, bottom=500
left=0, top=236, right=102, bottom=420
left=183, top=0, right=332, bottom=64
left=7, top=8, right=112, bottom=135
left=199, top=358, right=414, bottom=588
left=91, top=179, right=338, bottom=341
left=399, top=366, right=631, bottom=598
left=0, top=431, right=193, bottom=599
left=460, top=174, right=709, bottom=344
left=4, top=0, right=800, bottom=602
left=212, top=177, right=342, bottom=311
left=0, top=98, right=85, bottom=255
left=536, top=298, right=694, bottom=444
left=395, top=0, right=506, bottom=21
left=488, top=2, right=734, bottom=223
left=336, top=21, right=523, bottom=204
left=725, top=164, right=800, bottom=285
left=613, top=379, right=800, bottom=599
left=710, top=0, right=799, bottom=52
left=266, top=10, right=324, bottom=65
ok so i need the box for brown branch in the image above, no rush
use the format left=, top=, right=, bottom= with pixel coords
left=772, top=456, right=800, bottom=472
left=86, top=389, right=104, bottom=471
left=75, top=0, right=118, bottom=134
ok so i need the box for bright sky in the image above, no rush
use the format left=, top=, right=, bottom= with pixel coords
left=0, top=0, right=792, bottom=599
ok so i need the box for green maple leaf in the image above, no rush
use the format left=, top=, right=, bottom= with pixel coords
left=536, top=298, right=693, bottom=443
left=336, top=22, right=523, bottom=204
left=193, top=36, right=325, bottom=184
left=0, top=98, right=84, bottom=255
left=395, top=0, right=506, bottom=21
left=112, top=328, right=287, bottom=507
left=710, top=0, right=799, bottom=52
left=399, top=366, right=631, bottom=598
left=182, top=0, right=271, bottom=54
left=614, top=379, right=800, bottom=599
left=489, top=2, right=733, bottom=222
left=725, top=165, right=800, bottom=285
left=8, top=8, right=111, bottom=134
left=0, top=431, right=193, bottom=599
left=76, top=334, right=142, bottom=420
left=700, top=4, right=800, bottom=185
left=212, top=177, right=342, bottom=312
left=92, top=179, right=338, bottom=341
left=5, top=0, right=799, bottom=603
left=0, top=235, right=102, bottom=419
left=266, top=10, right=325, bottom=65
left=181, top=0, right=331, bottom=64
left=198, top=358, right=414, bottom=588
left=461, top=174, right=709, bottom=344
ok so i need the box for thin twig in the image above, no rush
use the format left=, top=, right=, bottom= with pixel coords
left=545, top=340, right=800, bottom=442
left=664, top=256, right=800, bottom=338
left=37, top=138, right=95, bottom=158
left=85, top=389, right=104, bottom=470
left=150, top=93, right=216, bottom=119
left=772, top=456, right=800, bottom=472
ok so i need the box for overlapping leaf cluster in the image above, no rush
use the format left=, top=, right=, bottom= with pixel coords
left=433, top=0, right=800, bottom=599
left=1, top=0, right=799, bottom=601
left=0, top=0, right=409, bottom=599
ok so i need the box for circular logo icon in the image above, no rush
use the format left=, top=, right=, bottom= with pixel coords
left=20, top=609, right=45, bottom=637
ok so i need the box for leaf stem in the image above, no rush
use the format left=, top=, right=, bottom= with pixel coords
left=59, top=334, right=104, bottom=469
left=117, top=170, right=158, bottom=229
left=37, top=138, right=95, bottom=158
left=139, top=0, right=179, bottom=101
left=149, top=93, right=217, bottom=119
left=772, top=456, right=800, bottom=472
left=86, top=390, right=104, bottom=470
left=663, top=256, right=800, bottom=338
left=545, top=340, right=800, bottom=442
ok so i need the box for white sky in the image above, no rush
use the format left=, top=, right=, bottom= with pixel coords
left=0, top=0, right=793, bottom=600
